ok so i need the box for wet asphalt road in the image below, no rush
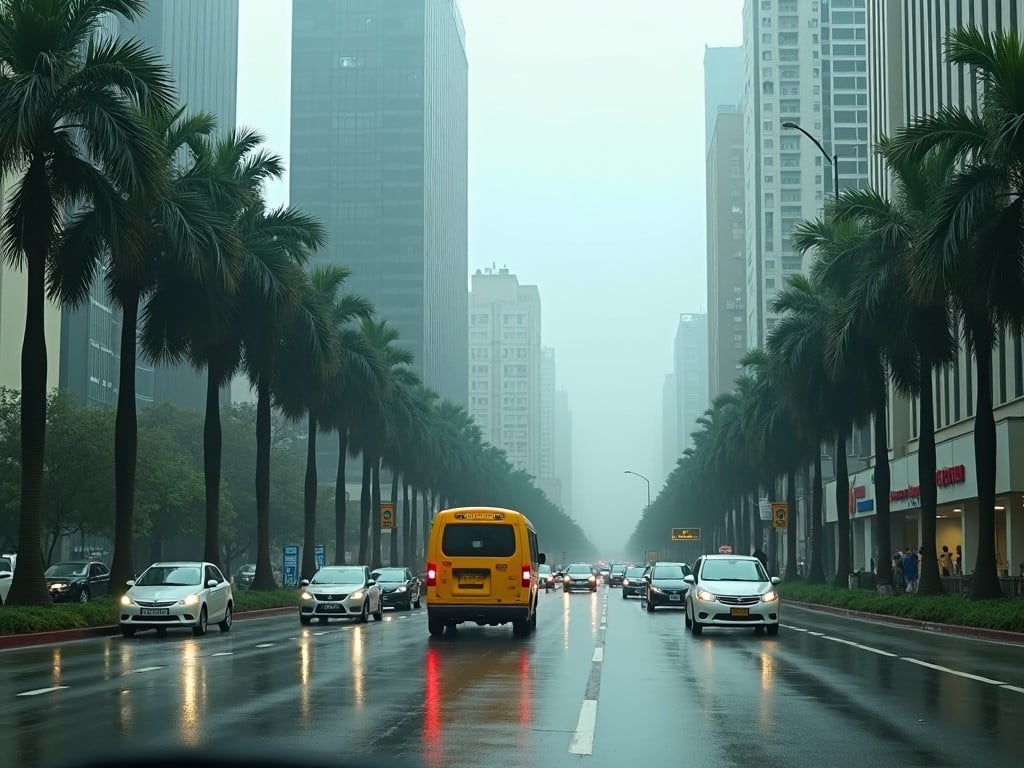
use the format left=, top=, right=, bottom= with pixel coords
left=2, top=586, right=1023, bottom=768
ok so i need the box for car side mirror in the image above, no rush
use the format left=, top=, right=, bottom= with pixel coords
left=683, top=575, right=695, bottom=584
left=367, top=579, right=376, bottom=587
left=538, top=552, right=547, bottom=565
left=126, top=580, right=135, bottom=587
left=300, top=579, right=310, bottom=587
left=770, top=576, right=781, bottom=585
left=643, top=575, right=651, bottom=582
left=207, top=579, right=219, bottom=588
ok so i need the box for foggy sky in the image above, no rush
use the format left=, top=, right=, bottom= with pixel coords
left=236, top=0, right=745, bottom=555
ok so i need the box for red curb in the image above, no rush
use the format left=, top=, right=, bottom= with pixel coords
left=0, top=605, right=299, bottom=650
left=786, top=599, right=1024, bottom=644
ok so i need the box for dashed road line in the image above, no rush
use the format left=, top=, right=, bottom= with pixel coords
left=902, top=657, right=1004, bottom=685
left=210, top=652, right=233, bottom=657
left=568, top=592, right=609, bottom=756
left=255, top=643, right=275, bottom=648
left=130, top=666, right=164, bottom=674
left=592, top=648, right=604, bottom=662
left=17, top=686, right=68, bottom=697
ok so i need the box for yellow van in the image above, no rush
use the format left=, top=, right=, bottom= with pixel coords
left=425, top=506, right=546, bottom=637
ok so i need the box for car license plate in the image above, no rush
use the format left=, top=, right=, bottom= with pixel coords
left=670, top=594, right=681, bottom=601
left=730, top=607, right=749, bottom=617
left=321, top=603, right=341, bottom=611
left=140, top=607, right=169, bottom=616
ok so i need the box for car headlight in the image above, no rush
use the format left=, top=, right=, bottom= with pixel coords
left=588, top=575, right=596, bottom=582
left=649, top=586, right=663, bottom=594
left=178, top=594, right=200, bottom=606
left=622, top=579, right=630, bottom=586
left=395, top=586, right=407, bottom=593
left=349, top=590, right=364, bottom=601
left=51, top=583, right=67, bottom=590
left=120, top=595, right=133, bottom=606
left=761, top=590, right=779, bottom=602
left=301, top=591, right=313, bottom=601
left=696, top=589, right=716, bottom=602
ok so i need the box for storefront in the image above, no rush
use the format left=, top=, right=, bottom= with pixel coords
left=825, top=418, right=1024, bottom=578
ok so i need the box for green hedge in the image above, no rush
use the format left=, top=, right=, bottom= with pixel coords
left=781, top=582, right=1024, bottom=633
left=0, top=588, right=300, bottom=636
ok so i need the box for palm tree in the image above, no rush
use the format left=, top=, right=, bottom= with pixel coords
left=887, top=26, right=1024, bottom=599
left=239, top=201, right=326, bottom=590
left=0, top=0, right=174, bottom=605
left=826, top=142, right=958, bottom=594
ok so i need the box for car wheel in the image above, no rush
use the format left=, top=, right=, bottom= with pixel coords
left=120, top=625, right=135, bottom=638
left=512, top=619, right=530, bottom=637
left=192, top=606, right=208, bottom=637
left=359, top=600, right=369, bottom=623
left=78, top=589, right=90, bottom=603
left=690, top=616, right=703, bottom=636
left=372, top=595, right=383, bottom=621
left=413, top=595, right=421, bottom=609
left=218, top=604, right=232, bottom=632
left=621, top=589, right=627, bottom=600
left=647, top=598, right=655, bottom=612
left=300, top=614, right=312, bottom=626
left=428, top=616, right=444, bottom=636
left=766, top=623, right=779, bottom=636
left=684, top=607, right=692, bottom=628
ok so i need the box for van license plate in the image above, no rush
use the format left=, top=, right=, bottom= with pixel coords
left=730, top=607, right=749, bottom=617
left=460, top=574, right=484, bottom=585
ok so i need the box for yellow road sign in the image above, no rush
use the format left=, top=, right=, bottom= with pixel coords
left=671, top=527, right=701, bottom=541
left=771, top=502, right=789, bottom=530
left=380, top=502, right=395, bottom=529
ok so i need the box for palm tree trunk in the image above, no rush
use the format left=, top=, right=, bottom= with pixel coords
left=421, top=488, right=430, bottom=557
left=834, top=434, right=851, bottom=585
left=872, top=387, right=893, bottom=592
left=969, top=329, right=1002, bottom=599
left=785, top=468, right=798, bottom=579
left=334, top=427, right=349, bottom=564
left=767, top=479, right=778, bottom=574
left=251, top=373, right=276, bottom=590
left=389, top=470, right=400, bottom=566
left=359, top=453, right=371, bottom=564
left=300, top=412, right=318, bottom=581
left=807, top=453, right=827, bottom=584
left=202, top=367, right=223, bottom=568
left=403, top=482, right=412, bottom=564
left=108, top=290, right=141, bottom=598
left=916, top=349, right=943, bottom=595
left=6, top=228, right=51, bottom=606
left=371, top=458, right=383, bottom=569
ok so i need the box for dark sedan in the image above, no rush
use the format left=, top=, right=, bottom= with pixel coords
left=609, top=564, right=627, bottom=586
left=620, top=565, right=648, bottom=598
left=371, top=567, right=422, bottom=610
left=45, top=561, right=109, bottom=603
left=644, top=562, right=691, bottom=611
left=562, top=563, right=598, bottom=593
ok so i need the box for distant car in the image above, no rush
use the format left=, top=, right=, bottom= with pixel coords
left=120, top=561, right=233, bottom=637
left=45, top=560, right=110, bottom=603
left=300, top=565, right=383, bottom=624
left=644, top=562, right=691, bottom=611
left=684, top=554, right=781, bottom=636
left=233, top=563, right=256, bottom=590
left=538, top=564, right=556, bottom=592
left=620, top=565, right=648, bottom=599
left=609, top=564, right=627, bottom=586
left=371, top=566, right=422, bottom=611
left=563, top=563, right=597, bottom=592
left=0, top=554, right=14, bottom=605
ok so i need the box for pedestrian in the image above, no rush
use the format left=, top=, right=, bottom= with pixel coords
left=939, top=545, right=953, bottom=577
left=902, top=547, right=919, bottom=593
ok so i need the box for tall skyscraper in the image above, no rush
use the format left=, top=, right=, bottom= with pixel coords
left=741, top=0, right=869, bottom=348
left=59, top=1, right=239, bottom=411
left=703, top=46, right=744, bottom=155
left=553, top=390, right=573, bottom=516
left=467, top=267, right=542, bottom=476
left=674, top=314, right=709, bottom=453
left=289, top=0, right=468, bottom=414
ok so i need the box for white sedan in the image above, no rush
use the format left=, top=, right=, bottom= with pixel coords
left=299, top=565, right=383, bottom=624
left=684, top=554, right=781, bottom=636
left=119, top=561, right=233, bottom=637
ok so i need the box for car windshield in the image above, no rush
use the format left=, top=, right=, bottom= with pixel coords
left=612, top=565, right=626, bottom=574
left=567, top=564, right=592, bottom=575
left=624, top=566, right=646, bottom=577
left=136, top=565, right=202, bottom=587
left=700, top=558, right=767, bottom=582
left=1, top=557, right=15, bottom=573
left=652, top=564, right=690, bottom=579
left=538, top=565, right=552, bottom=575
left=311, top=567, right=364, bottom=584
left=45, top=563, right=89, bottom=577
left=371, top=568, right=406, bottom=582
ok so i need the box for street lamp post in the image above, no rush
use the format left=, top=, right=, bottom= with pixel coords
left=782, top=121, right=839, bottom=200
left=624, top=470, right=652, bottom=562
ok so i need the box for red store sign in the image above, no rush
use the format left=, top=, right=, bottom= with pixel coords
left=889, top=464, right=966, bottom=502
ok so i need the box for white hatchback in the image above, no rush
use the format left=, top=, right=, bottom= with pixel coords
left=299, top=565, right=383, bottom=624
left=120, top=561, right=233, bottom=637
left=684, top=554, right=781, bottom=636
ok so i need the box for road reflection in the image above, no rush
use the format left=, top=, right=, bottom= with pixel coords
left=298, top=639, right=312, bottom=721
left=51, top=648, right=62, bottom=687
left=351, top=626, right=365, bottom=710
left=178, top=642, right=204, bottom=746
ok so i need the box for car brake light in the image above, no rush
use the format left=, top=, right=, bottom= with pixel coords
left=521, top=565, right=531, bottom=588
left=426, top=563, right=437, bottom=587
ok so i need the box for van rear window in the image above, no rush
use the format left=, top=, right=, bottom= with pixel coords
left=441, top=524, right=516, bottom=557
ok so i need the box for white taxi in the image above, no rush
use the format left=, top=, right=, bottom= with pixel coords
left=299, top=565, right=383, bottom=624
left=119, top=561, right=233, bottom=637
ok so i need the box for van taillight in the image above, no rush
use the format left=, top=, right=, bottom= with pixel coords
left=521, top=565, right=531, bottom=588
left=426, top=563, right=437, bottom=587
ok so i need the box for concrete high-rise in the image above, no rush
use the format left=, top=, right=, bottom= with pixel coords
left=289, top=0, right=468, bottom=412
left=703, top=46, right=744, bottom=155
left=468, top=267, right=542, bottom=476
left=673, top=314, right=709, bottom=453
left=59, top=1, right=239, bottom=411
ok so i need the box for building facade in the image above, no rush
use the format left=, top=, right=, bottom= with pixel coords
left=826, top=0, right=1024, bottom=576
left=703, top=45, right=745, bottom=155
left=673, top=314, right=709, bottom=454
left=60, top=1, right=239, bottom=411
left=468, top=267, right=542, bottom=476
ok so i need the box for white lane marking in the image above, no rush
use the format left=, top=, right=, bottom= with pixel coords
left=902, top=657, right=1005, bottom=685
left=342, top=626, right=353, bottom=631
left=568, top=699, right=598, bottom=755
left=255, top=643, right=275, bottom=648
left=210, top=652, right=233, bottom=657
left=820, top=635, right=898, bottom=657
left=1001, top=685, right=1024, bottom=695
left=314, top=632, right=327, bottom=636
left=130, top=666, right=164, bottom=674
left=592, top=647, right=604, bottom=662
left=807, top=631, right=825, bottom=636
left=783, top=624, right=808, bottom=632
left=17, top=686, right=68, bottom=697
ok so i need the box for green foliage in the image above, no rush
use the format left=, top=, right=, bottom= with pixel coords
left=781, top=583, right=1024, bottom=633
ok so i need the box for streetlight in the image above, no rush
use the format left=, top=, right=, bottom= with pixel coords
left=624, top=470, right=651, bottom=512
left=781, top=121, right=839, bottom=200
